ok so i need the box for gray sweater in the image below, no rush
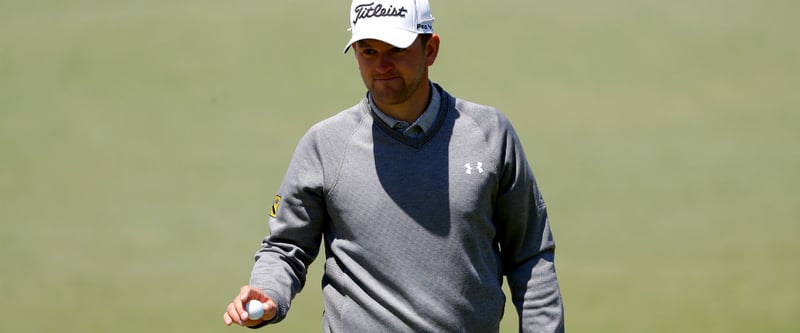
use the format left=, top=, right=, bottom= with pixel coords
left=251, top=84, right=564, bottom=332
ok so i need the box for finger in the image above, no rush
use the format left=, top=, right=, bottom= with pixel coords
left=223, top=311, right=233, bottom=326
left=225, top=302, right=243, bottom=326
left=234, top=286, right=252, bottom=322
left=244, top=285, right=266, bottom=302
left=243, top=318, right=265, bottom=327
left=238, top=285, right=252, bottom=302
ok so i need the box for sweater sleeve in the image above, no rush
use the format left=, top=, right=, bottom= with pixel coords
left=494, top=121, right=565, bottom=333
left=249, top=129, right=327, bottom=325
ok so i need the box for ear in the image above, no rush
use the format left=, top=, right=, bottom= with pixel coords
left=425, top=34, right=441, bottom=66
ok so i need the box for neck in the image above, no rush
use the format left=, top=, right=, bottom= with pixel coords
left=374, top=80, right=432, bottom=123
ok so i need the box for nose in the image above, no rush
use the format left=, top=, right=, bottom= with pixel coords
left=375, top=54, right=393, bottom=74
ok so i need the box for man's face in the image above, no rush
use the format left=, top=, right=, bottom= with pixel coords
left=353, top=36, right=438, bottom=108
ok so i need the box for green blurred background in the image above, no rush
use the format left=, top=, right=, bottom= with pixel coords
left=1, top=0, right=798, bottom=332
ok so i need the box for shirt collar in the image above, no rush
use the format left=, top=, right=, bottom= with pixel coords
left=369, top=81, right=441, bottom=137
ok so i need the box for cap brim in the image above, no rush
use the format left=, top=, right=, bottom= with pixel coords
left=343, top=29, right=419, bottom=53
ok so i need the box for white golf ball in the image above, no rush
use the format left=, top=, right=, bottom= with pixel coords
left=245, top=299, right=264, bottom=320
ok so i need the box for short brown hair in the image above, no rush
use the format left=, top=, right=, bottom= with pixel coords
left=418, top=33, right=433, bottom=46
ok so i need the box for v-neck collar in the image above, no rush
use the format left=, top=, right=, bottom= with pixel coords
left=365, top=83, right=453, bottom=149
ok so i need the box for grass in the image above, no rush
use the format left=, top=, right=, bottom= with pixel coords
left=1, top=0, right=797, bottom=332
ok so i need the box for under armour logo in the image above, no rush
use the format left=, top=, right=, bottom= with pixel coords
left=464, top=162, right=484, bottom=174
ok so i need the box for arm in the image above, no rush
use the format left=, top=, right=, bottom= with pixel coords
left=495, top=125, right=565, bottom=333
left=226, top=130, right=328, bottom=328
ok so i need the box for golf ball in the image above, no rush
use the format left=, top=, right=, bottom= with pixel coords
left=245, top=300, right=264, bottom=320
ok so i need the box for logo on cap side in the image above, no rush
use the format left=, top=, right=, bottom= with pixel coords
left=353, top=2, right=408, bottom=25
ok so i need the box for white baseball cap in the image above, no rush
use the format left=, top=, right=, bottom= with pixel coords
left=343, top=0, right=435, bottom=53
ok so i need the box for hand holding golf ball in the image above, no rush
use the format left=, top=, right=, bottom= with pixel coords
left=223, top=286, right=276, bottom=326
left=245, top=299, right=265, bottom=320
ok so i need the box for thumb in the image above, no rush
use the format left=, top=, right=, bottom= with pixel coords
left=261, top=297, right=278, bottom=321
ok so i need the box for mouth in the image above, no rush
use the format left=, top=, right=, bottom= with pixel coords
left=374, top=76, right=400, bottom=83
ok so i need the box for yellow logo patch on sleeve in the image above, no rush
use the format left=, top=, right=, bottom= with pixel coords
left=269, top=195, right=282, bottom=218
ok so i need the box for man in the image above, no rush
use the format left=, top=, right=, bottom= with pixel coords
left=223, top=0, right=565, bottom=331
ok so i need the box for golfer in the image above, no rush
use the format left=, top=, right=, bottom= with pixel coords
left=224, top=0, right=565, bottom=331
